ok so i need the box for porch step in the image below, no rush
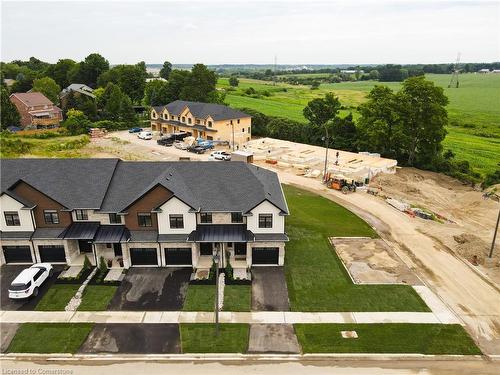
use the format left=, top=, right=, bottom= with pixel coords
left=104, top=268, right=124, bottom=282
left=58, top=266, right=83, bottom=279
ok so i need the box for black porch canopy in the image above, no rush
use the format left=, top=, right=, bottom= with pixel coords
left=93, top=225, right=130, bottom=243
left=187, top=224, right=253, bottom=243
left=62, top=222, right=100, bottom=240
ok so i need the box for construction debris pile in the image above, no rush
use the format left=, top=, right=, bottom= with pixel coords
left=244, top=138, right=397, bottom=183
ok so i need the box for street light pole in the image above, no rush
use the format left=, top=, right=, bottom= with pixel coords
left=323, top=124, right=329, bottom=182
left=214, top=249, right=220, bottom=336
left=488, top=205, right=500, bottom=258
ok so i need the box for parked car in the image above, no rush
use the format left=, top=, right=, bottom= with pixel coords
left=210, top=151, right=231, bottom=161
left=128, top=127, right=143, bottom=133
left=174, top=141, right=188, bottom=150
left=138, top=131, right=153, bottom=140
left=187, top=146, right=206, bottom=154
left=8, top=263, right=54, bottom=299
left=157, top=137, right=174, bottom=146
left=197, top=140, right=214, bottom=150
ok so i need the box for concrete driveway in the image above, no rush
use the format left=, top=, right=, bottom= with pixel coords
left=108, top=268, right=191, bottom=311
left=0, top=323, right=19, bottom=352
left=251, top=267, right=290, bottom=311
left=0, top=265, right=64, bottom=311
left=248, top=324, right=300, bottom=353
left=79, top=324, right=180, bottom=354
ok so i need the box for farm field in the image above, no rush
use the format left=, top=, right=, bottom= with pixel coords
left=219, top=74, right=500, bottom=175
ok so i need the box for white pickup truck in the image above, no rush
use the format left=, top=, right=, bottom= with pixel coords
left=210, top=151, right=231, bottom=161
left=8, top=263, right=54, bottom=299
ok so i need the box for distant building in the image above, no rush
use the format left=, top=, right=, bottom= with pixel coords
left=492, top=70, right=500, bottom=74
left=146, top=77, right=167, bottom=83
left=59, top=83, right=95, bottom=109
left=478, top=69, right=490, bottom=74
left=9, top=92, right=62, bottom=129
left=3, top=79, right=15, bottom=87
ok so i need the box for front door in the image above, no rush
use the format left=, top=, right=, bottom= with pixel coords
left=200, top=243, right=213, bottom=256
left=113, top=243, right=122, bottom=257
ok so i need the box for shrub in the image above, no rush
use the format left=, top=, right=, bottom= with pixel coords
left=98, top=256, right=108, bottom=274
left=208, top=260, right=217, bottom=280
left=0, top=138, right=31, bottom=156
left=83, top=255, right=92, bottom=270
left=225, top=255, right=234, bottom=281
left=482, top=168, right=500, bottom=188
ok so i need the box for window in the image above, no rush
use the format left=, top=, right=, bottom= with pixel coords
left=171, top=115, right=175, bottom=120
left=248, top=127, right=251, bottom=133
left=137, top=212, right=152, bottom=227
left=237, top=119, right=240, bottom=124
left=169, top=214, right=184, bottom=229
left=4, top=211, right=20, bottom=226
left=109, top=213, right=122, bottom=224
left=258, top=214, right=273, bottom=228
left=200, top=213, right=212, bottom=223
left=44, top=210, right=59, bottom=224
left=196, top=119, right=200, bottom=124
left=75, top=209, right=88, bottom=220
left=231, top=212, right=243, bottom=223
left=152, top=112, right=157, bottom=119
left=188, top=118, right=192, bottom=124
left=230, top=120, right=233, bottom=125
left=182, top=116, right=186, bottom=122
left=208, top=121, right=212, bottom=128
left=242, top=128, right=245, bottom=132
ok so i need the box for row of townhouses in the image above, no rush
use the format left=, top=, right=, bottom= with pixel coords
left=150, top=100, right=252, bottom=148
left=0, top=159, right=289, bottom=272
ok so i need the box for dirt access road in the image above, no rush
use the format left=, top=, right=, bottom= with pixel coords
left=85, top=132, right=500, bottom=355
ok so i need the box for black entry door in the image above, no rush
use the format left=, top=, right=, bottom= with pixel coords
left=130, top=248, right=158, bottom=266
left=164, top=248, right=192, bottom=266
left=113, top=243, right=122, bottom=256
left=78, top=240, right=93, bottom=253
left=2, top=246, right=33, bottom=264
left=252, top=247, right=279, bottom=265
left=200, top=242, right=213, bottom=255
left=234, top=242, right=247, bottom=256
left=38, top=245, right=66, bottom=263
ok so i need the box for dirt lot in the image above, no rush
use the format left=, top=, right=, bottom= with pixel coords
left=330, top=237, right=422, bottom=285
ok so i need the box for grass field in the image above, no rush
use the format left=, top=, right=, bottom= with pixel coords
left=7, top=323, right=93, bottom=353
left=35, top=284, right=79, bottom=311
left=295, top=324, right=481, bottom=354
left=180, top=323, right=249, bottom=353
left=283, top=184, right=430, bottom=312
left=219, top=74, right=500, bottom=175
left=0, top=134, right=90, bottom=158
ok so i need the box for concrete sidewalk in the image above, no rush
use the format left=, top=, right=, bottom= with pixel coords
left=0, top=310, right=461, bottom=325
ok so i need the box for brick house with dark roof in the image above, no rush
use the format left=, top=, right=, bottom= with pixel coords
left=0, top=159, right=288, bottom=276
left=9, top=92, right=63, bottom=129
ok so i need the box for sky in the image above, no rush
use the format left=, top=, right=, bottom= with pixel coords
left=1, top=0, right=499, bottom=65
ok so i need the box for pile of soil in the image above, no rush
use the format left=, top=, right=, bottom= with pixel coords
left=453, top=233, right=499, bottom=267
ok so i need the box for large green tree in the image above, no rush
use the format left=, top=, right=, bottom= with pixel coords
left=303, top=93, right=342, bottom=146
left=179, top=64, right=222, bottom=103
left=79, top=53, right=109, bottom=87
left=1, top=87, right=20, bottom=130
left=397, top=76, right=448, bottom=166
left=31, top=77, right=61, bottom=103
left=97, top=63, right=146, bottom=104
left=357, top=85, right=401, bottom=158
left=144, top=79, right=169, bottom=106
left=100, top=83, right=136, bottom=125
left=47, top=59, right=76, bottom=88
left=159, top=61, right=172, bottom=80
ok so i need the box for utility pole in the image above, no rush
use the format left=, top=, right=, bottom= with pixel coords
left=228, top=122, right=235, bottom=151
left=489, top=205, right=500, bottom=258
left=322, top=124, right=329, bottom=182
left=213, top=249, right=220, bottom=336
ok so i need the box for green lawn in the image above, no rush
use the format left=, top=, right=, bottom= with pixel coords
left=183, top=284, right=251, bottom=311
left=7, top=323, right=93, bottom=354
left=183, top=284, right=216, bottom=311
left=180, top=323, right=249, bottom=353
left=223, top=285, right=251, bottom=312
left=77, top=285, right=118, bottom=311
left=295, top=324, right=481, bottom=354
left=35, top=284, right=79, bottom=311
left=219, top=74, right=500, bottom=175
left=283, top=184, right=429, bottom=312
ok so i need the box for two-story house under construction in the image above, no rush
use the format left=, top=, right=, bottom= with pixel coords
left=150, top=100, right=252, bottom=149
left=0, top=159, right=289, bottom=275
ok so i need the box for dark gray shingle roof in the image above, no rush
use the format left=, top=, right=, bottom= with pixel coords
left=160, top=100, right=250, bottom=121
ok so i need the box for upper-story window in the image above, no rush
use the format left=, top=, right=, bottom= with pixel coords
left=230, top=120, right=233, bottom=125
left=196, top=119, right=200, bottom=124
left=248, top=127, right=251, bottom=133
left=242, top=128, right=245, bottom=132
left=109, top=213, right=122, bottom=224
left=163, top=113, right=168, bottom=120
left=169, top=214, right=184, bottom=229
left=237, top=119, right=240, bottom=124
left=4, top=211, right=20, bottom=226
left=231, top=212, right=243, bottom=223
left=208, top=121, right=212, bottom=128
left=200, top=213, right=212, bottom=224
left=152, top=112, right=157, bottom=119
left=188, top=118, right=192, bottom=124
left=44, top=210, right=59, bottom=224
left=75, top=209, right=88, bottom=220
left=171, top=115, right=175, bottom=120
left=182, top=116, right=186, bottom=123
left=178, top=116, right=181, bottom=121
left=258, top=213, right=273, bottom=228
left=137, top=212, right=152, bottom=227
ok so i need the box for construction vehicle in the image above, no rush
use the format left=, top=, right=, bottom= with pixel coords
left=324, top=173, right=357, bottom=194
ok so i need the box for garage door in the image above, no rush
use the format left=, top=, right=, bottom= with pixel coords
left=164, top=248, right=192, bottom=266
left=252, top=247, right=279, bottom=265
left=38, top=245, right=66, bottom=263
left=130, top=248, right=158, bottom=266
left=2, top=246, right=33, bottom=264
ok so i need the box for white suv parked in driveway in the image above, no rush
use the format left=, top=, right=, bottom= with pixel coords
left=8, top=263, right=54, bottom=299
